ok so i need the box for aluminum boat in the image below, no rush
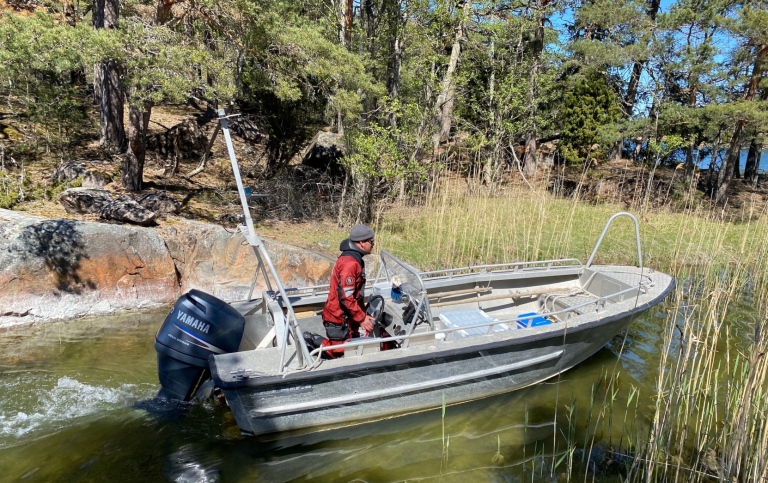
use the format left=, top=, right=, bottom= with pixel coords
left=153, top=111, right=675, bottom=436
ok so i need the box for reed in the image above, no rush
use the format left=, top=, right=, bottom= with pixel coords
left=372, top=175, right=768, bottom=481
left=441, top=392, right=449, bottom=469
left=259, top=170, right=768, bottom=480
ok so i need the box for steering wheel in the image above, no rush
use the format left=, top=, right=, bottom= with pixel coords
left=366, top=295, right=386, bottom=328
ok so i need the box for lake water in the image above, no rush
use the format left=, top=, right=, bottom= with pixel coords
left=0, top=292, right=753, bottom=482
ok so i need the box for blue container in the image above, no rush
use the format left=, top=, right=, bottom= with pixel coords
left=391, top=285, right=403, bottom=302
left=516, top=312, right=551, bottom=329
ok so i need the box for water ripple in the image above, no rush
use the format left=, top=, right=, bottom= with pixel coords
left=0, top=375, right=154, bottom=445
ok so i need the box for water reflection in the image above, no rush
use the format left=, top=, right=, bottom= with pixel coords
left=166, top=445, right=222, bottom=483
left=0, top=297, right=750, bottom=482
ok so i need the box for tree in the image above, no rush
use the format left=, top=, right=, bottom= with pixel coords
left=434, top=0, right=472, bottom=149
left=715, top=46, right=767, bottom=203
left=522, top=0, right=552, bottom=177
left=384, top=0, right=408, bottom=130
left=119, top=17, right=232, bottom=191
left=569, top=0, right=662, bottom=162
left=655, top=0, right=731, bottom=179
left=715, top=4, right=768, bottom=204
left=0, top=13, right=96, bottom=158
left=743, top=133, right=763, bottom=186
left=743, top=78, right=767, bottom=186
left=558, top=70, right=623, bottom=164
left=93, top=0, right=125, bottom=153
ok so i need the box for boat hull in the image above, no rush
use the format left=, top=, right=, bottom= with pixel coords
left=214, top=314, right=634, bottom=436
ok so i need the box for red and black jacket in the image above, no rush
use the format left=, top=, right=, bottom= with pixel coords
left=322, top=239, right=366, bottom=325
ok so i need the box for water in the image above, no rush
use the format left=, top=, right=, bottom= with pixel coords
left=695, top=149, right=768, bottom=173
left=0, top=298, right=754, bottom=482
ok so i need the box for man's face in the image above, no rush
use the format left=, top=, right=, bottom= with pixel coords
left=358, top=238, right=374, bottom=255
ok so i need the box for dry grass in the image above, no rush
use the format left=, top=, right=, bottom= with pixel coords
left=368, top=174, right=768, bottom=481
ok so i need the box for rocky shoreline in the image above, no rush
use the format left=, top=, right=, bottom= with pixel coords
left=0, top=209, right=333, bottom=329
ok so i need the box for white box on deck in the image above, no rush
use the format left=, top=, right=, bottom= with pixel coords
left=438, top=309, right=510, bottom=339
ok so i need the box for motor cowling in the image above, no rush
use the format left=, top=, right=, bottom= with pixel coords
left=155, top=289, right=245, bottom=401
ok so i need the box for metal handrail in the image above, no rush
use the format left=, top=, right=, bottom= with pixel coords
left=585, top=212, right=643, bottom=269
left=262, top=259, right=583, bottom=301
left=420, top=258, right=583, bottom=279
left=269, top=278, right=383, bottom=299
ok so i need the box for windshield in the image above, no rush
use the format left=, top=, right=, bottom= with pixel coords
left=377, top=250, right=426, bottom=303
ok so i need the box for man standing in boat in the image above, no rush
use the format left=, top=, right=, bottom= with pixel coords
left=320, top=224, right=376, bottom=358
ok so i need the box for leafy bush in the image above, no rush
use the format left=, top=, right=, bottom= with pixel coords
left=0, top=169, right=20, bottom=209
left=558, top=71, right=623, bottom=164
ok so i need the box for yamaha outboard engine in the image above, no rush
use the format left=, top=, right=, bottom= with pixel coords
left=155, top=289, right=245, bottom=401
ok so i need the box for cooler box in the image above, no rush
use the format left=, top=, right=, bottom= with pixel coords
left=516, top=312, right=552, bottom=329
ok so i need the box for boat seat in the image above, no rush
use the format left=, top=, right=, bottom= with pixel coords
left=438, top=309, right=511, bottom=340
left=298, top=315, right=326, bottom=335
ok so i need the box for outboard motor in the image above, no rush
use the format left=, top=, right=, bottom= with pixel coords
left=155, top=289, right=245, bottom=401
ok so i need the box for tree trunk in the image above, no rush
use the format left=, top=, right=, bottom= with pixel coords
left=683, top=85, right=698, bottom=182
left=335, top=0, right=344, bottom=45
left=615, top=46, right=648, bottom=164
left=522, top=133, right=537, bottom=177
left=94, top=61, right=125, bottom=152
left=93, top=0, right=118, bottom=30
left=685, top=142, right=695, bottom=180
left=522, top=7, right=547, bottom=177
left=625, top=61, right=643, bottom=118
left=488, top=30, right=495, bottom=126
left=608, top=141, right=622, bottom=162
left=337, top=110, right=345, bottom=136
left=344, top=0, right=354, bottom=47
left=155, top=0, right=181, bottom=25
left=632, top=135, right=644, bottom=162
left=362, top=0, right=375, bottom=45
left=123, top=104, right=152, bottom=191
left=434, top=0, right=471, bottom=149
left=388, top=34, right=403, bottom=130
left=743, top=86, right=767, bottom=186
left=715, top=123, right=744, bottom=204
left=705, top=128, right=722, bottom=197
left=743, top=138, right=760, bottom=186
left=386, top=2, right=406, bottom=130
left=623, top=0, right=659, bottom=115
left=93, top=0, right=124, bottom=153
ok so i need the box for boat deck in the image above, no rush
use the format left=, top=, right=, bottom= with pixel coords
left=214, top=265, right=672, bottom=383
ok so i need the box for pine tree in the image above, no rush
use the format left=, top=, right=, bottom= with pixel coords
left=715, top=4, right=768, bottom=204
left=93, top=0, right=125, bottom=153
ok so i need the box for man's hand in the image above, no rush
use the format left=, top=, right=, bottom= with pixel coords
left=361, top=316, right=375, bottom=332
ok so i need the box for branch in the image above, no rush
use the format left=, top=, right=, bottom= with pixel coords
left=187, top=121, right=221, bottom=178
left=507, top=141, right=535, bottom=191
